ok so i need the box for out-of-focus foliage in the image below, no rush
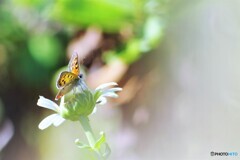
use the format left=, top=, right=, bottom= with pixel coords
left=28, top=34, right=63, bottom=68
left=10, top=0, right=165, bottom=65
left=52, top=0, right=135, bottom=32
left=0, top=0, right=167, bottom=159
left=0, top=2, right=66, bottom=87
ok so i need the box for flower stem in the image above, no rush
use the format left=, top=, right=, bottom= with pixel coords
left=79, top=116, right=105, bottom=160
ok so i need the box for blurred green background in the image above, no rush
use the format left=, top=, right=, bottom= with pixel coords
left=1, top=0, right=240, bottom=159
left=0, top=0, right=165, bottom=159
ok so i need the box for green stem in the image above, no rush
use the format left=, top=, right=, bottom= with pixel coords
left=79, top=116, right=105, bottom=160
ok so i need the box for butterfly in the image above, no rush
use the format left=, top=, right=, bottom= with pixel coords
left=55, top=52, right=83, bottom=100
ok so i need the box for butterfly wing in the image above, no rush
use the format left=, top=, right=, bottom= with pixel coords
left=55, top=52, right=81, bottom=100
left=55, top=82, right=76, bottom=100
left=68, top=52, right=80, bottom=75
left=56, top=71, right=79, bottom=89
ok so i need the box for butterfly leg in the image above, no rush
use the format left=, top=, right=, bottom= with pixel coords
left=78, top=79, right=88, bottom=92
left=79, top=84, right=84, bottom=92
left=77, top=80, right=84, bottom=92
left=72, top=87, right=77, bottom=99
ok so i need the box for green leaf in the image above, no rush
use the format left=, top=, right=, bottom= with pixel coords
left=119, top=39, right=141, bottom=64
left=103, top=143, right=111, bottom=159
left=94, top=132, right=106, bottom=149
left=140, top=16, right=164, bottom=52
left=75, top=139, right=92, bottom=150
left=28, top=34, right=62, bottom=68
left=93, top=90, right=102, bottom=103
left=51, top=0, right=135, bottom=32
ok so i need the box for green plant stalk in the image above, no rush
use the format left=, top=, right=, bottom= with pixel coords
left=79, top=116, right=105, bottom=160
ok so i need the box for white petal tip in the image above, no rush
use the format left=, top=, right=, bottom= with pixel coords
left=37, top=96, right=59, bottom=112
left=96, top=97, right=107, bottom=105
left=95, top=82, right=118, bottom=91
left=102, top=92, right=119, bottom=98
left=38, top=114, right=59, bottom=130
left=91, top=107, right=98, bottom=114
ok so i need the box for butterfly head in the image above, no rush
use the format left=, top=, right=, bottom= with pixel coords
left=79, top=74, right=83, bottom=79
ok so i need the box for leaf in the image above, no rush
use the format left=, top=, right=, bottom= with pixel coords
left=143, top=16, right=164, bottom=48
left=94, top=132, right=106, bottom=149
left=118, top=39, right=141, bottom=64
left=75, top=139, right=92, bottom=150
left=93, top=90, right=102, bottom=102
left=51, top=0, right=135, bottom=32
left=103, top=143, right=111, bottom=159
left=28, top=34, right=62, bottom=68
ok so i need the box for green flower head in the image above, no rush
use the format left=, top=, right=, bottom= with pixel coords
left=37, top=82, right=122, bottom=130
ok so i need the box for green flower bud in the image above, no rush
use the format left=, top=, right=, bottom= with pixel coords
left=37, top=82, right=121, bottom=129
left=59, top=90, right=96, bottom=121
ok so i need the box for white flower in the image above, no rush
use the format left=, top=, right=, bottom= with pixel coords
left=95, top=82, right=122, bottom=105
left=37, top=96, right=66, bottom=130
left=37, top=82, right=122, bottom=130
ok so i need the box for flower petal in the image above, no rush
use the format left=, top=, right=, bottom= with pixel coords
left=53, top=115, right=65, bottom=127
left=96, top=97, right=107, bottom=105
left=91, top=106, right=98, bottom=114
left=37, top=96, right=59, bottom=112
left=102, top=92, right=119, bottom=98
left=95, top=82, right=118, bottom=91
left=38, top=114, right=59, bottom=130
left=103, top=87, right=122, bottom=94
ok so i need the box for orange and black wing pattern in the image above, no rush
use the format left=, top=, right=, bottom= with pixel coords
left=68, top=52, right=80, bottom=76
left=55, top=52, right=81, bottom=100
left=56, top=71, right=78, bottom=89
